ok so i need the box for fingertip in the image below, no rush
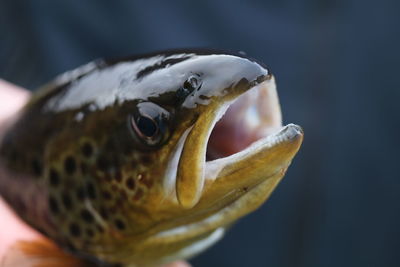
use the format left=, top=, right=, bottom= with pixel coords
left=0, top=79, right=30, bottom=125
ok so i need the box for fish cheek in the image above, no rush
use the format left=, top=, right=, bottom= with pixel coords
left=42, top=132, right=109, bottom=247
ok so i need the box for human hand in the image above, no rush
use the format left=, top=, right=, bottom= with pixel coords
left=0, top=80, right=190, bottom=267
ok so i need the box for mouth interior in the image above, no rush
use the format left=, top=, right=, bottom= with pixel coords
left=206, top=79, right=282, bottom=161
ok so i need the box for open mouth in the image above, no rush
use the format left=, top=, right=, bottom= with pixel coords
left=206, top=76, right=283, bottom=161
left=173, top=75, right=303, bottom=208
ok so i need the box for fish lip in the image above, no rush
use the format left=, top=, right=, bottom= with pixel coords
left=204, top=123, right=303, bottom=181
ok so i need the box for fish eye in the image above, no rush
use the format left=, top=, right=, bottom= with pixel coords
left=132, top=115, right=158, bottom=139
left=129, top=102, right=170, bottom=147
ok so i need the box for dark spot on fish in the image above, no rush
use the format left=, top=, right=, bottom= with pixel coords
left=31, top=158, right=42, bottom=176
left=49, top=168, right=59, bottom=187
left=62, top=192, right=73, bottom=210
left=125, top=177, right=135, bottom=190
left=76, top=187, right=86, bottom=201
left=81, top=142, right=93, bottom=158
left=64, top=156, right=76, bottom=175
left=114, top=219, right=126, bottom=230
left=80, top=209, right=94, bottom=223
left=69, top=223, right=81, bottom=237
left=86, top=182, right=96, bottom=199
left=133, top=188, right=144, bottom=201
left=102, top=190, right=112, bottom=200
left=49, top=196, right=59, bottom=214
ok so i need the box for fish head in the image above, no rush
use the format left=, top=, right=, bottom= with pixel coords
left=5, top=50, right=302, bottom=265
left=97, top=50, right=302, bottom=233
left=98, top=50, right=304, bottom=264
left=106, top=52, right=284, bottom=207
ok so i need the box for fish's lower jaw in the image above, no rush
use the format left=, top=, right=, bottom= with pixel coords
left=203, top=123, right=303, bottom=186
left=111, top=227, right=224, bottom=267
left=133, top=125, right=302, bottom=265
left=126, top=167, right=290, bottom=266
left=150, top=227, right=225, bottom=266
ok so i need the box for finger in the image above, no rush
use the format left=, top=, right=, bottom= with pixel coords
left=161, top=260, right=192, bottom=267
left=0, top=80, right=30, bottom=123
left=0, top=197, right=42, bottom=259
left=0, top=81, right=35, bottom=260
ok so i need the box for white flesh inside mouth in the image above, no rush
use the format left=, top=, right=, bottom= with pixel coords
left=204, top=77, right=285, bottom=180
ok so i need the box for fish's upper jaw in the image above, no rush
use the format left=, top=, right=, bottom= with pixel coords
left=171, top=73, right=303, bottom=209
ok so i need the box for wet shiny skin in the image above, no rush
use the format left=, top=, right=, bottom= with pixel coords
left=0, top=50, right=303, bottom=266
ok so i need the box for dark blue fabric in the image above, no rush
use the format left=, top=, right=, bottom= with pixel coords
left=1, top=0, right=399, bottom=266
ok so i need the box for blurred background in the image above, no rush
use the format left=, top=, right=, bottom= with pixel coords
left=1, top=0, right=399, bottom=266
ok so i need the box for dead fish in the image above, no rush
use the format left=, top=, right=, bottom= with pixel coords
left=0, top=49, right=303, bottom=266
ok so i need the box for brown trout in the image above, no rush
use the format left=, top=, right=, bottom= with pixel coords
left=0, top=49, right=303, bottom=266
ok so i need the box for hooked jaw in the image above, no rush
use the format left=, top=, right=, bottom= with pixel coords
left=174, top=75, right=303, bottom=209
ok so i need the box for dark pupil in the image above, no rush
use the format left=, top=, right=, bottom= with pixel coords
left=137, top=116, right=157, bottom=137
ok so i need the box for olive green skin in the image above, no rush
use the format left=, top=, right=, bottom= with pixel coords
left=0, top=50, right=273, bottom=266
